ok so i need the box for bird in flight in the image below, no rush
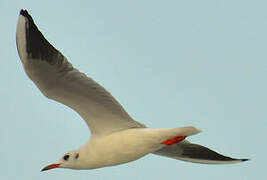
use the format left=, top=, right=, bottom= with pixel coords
left=16, top=9, right=248, bottom=171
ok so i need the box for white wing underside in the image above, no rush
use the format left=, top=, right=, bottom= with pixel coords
left=16, top=11, right=145, bottom=136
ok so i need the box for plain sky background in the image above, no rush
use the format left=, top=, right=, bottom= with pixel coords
left=1, top=0, right=266, bottom=179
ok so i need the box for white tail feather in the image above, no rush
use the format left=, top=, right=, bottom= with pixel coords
left=172, top=126, right=202, bottom=137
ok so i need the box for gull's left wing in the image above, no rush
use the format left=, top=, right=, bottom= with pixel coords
left=16, top=9, right=145, bottom=136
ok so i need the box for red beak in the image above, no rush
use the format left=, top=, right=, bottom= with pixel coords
left=41, top=163, right=61, bottom=171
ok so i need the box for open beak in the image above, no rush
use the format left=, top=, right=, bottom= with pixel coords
left=41, top=163, right=61, bottom=171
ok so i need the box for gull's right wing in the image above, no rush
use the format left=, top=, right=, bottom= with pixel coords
left=153, top=140, right=249, bottom=164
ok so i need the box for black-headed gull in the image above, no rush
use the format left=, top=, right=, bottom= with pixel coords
left=16, top=9, right=248, bottom=171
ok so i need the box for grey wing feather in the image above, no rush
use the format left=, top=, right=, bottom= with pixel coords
left=153, top=141, right=248, bottom=164
left=16, top=10, right=145, bottom=136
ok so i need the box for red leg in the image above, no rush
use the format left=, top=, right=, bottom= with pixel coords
left=161, top=136, right=186, bottom=145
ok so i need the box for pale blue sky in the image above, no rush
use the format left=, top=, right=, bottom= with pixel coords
left=1, top=0, right=266, bottom=179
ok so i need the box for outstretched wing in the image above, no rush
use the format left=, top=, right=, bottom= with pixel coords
left=153, top=140, right=248, bottom=164
left=16, top=9, right=145, bottom=136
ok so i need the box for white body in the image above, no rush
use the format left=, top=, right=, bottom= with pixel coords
left=73, top=127, right=199, bottom=169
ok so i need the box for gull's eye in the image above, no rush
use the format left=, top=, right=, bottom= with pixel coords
left=63, top=154, right=70, bottom=161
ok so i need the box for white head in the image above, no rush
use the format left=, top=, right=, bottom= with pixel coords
left=41, top=150, right=82, bottom=171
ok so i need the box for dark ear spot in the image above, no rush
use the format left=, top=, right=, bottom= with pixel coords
left=75, top=153, right=79, bottom=159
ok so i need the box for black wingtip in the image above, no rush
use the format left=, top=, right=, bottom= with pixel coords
left=241, top=159, right=250, bottom=162
left=20, top=9, right=28, bottom=16
left=19, top=9, right=34, bottom=22
left=17, top=9, right=65, bottom=65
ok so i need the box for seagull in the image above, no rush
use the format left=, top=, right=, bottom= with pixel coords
left=16, top=9, right=248, bottom=171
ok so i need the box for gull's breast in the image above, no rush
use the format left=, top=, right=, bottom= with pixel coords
left=81, top=128, right=165, bottom=169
